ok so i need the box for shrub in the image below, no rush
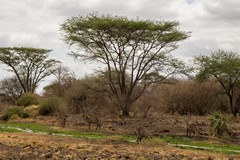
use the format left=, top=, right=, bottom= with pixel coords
left=159, top=80, right=220, bottom=115
left=16, top=93, right=39, bottom=107
left=9, top=114, right=19, bottom=120
left=5, top=106, right=30, bottom=119
left=24, top=105, right=39, bottom=117
left=209, top=112, right=231, bottom=136
left=38, top=97, right=65, bottom=116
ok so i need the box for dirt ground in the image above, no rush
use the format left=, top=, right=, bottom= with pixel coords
left=2, top=114, right=240, bottom=159
left=0, top=132, right=234, bottom=159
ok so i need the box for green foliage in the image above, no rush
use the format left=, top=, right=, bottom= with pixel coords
left=195, top=50, right=240, bottom=116
left=61, top=14, right=188, bottom=50
left=16, top=93, right=39, bottom=107
left=209, top=112, right=231, bottom=136
left=0, top=47, right=60, bottom=93
left=5, top=106, right=30, bottom=119
left=38, top=97, right=65, bottom=115
left=195, top=50, right=240, bottom=83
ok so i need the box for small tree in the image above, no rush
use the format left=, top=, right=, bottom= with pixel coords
left=61, top=13, right=189, bottom=116
left=43, top=64, right=76, bottom=97
left=16, top=92, right=39, bottom=107
left=39, top=97, right=65, bottom=116
left=0, top=76, right=23, bottom=104
left=195, top=50, right=240, bottom=117
left=0, top=47, right=60, bottom=93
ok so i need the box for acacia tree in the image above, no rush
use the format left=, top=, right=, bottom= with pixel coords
left=195, top=50, right=240, bottom=117
left=61, top=14, right=189, bottom=116
left=0, top=47, right=59, bottom=93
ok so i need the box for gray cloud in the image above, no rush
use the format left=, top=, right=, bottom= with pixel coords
left=203, top=1, right=240, bottom=22
left=1, top=0, right=240, bottom=92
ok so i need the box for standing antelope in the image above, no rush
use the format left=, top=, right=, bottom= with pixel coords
left=83, top=113, right=102, bottom=129
left=82, top=105, right=102, bottom=130
left=185, top=113, right=202, bottom=136
left=58, top=113, right=68, bottom=128
left=136, top=127, right=150, bottom=142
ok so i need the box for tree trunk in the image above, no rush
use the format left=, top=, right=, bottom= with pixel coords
left=122, top=107, right=130, bottom=117
left=120, top=100, right=131, bottom=117
left=233, top=96, right=240, bottom=118
left=228, top=94, right=236, bottom=117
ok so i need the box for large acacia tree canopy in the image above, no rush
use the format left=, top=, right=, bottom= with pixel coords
left=61, top=14, right=189, bottom=116
left=0, top=47, right=60, bottom=93
left=61, top=14, right=189, bottom=61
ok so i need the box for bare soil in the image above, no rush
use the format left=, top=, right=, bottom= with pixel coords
left=1, top=114, right=240, bottom=159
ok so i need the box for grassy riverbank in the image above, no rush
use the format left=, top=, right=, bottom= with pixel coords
left=1, top=122, right=239, bottom=155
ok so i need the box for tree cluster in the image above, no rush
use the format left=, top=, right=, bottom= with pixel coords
left=1, top=14, right=240, bottom=118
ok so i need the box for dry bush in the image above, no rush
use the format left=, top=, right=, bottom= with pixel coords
left=38, top=97, right=66, bottom=116
left=0, top=97, right=10, bottom=114
left=132, top=85, right=160, bottom=118
left=156, top=80, right=222, bottom=115
left=64, top=75, right=118, bottom=117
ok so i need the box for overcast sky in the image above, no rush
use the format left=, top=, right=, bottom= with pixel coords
left=1, top=0, right=240, bottom=92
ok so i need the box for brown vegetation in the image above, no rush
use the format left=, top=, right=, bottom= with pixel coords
left=0, top=132, right=230, bottom=160
left=1, top=114, right=239, bottom=159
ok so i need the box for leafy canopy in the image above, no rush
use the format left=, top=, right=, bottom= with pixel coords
left=61, top=13, right=189, bottom=116
left=0, top=47, right=60, bottom=93
left=61, top=14, right=189, bottom=62
left=195, top=50, right=240, bottom=86
left=195, top=50, right=240, bottom=116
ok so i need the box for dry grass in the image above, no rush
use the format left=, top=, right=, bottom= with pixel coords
left=0, top=132, right=237, bottom=159
left=1, top=113, right=240, bottom=159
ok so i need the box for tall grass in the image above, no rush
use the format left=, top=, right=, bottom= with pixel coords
left=209, top=112, right=231, bottom=136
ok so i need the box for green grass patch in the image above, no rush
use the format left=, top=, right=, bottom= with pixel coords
left=0, top=123, right=240, bottom=154
left=0, top=123, right=114, bottom=140
left=59, top=130, right=109, bottom=140
left=3, top=123, right=51, bottom=133
left=120, top=134, right=137, bottom=143
left=0, top=124, right=22, bottom=132
left=157, top=134, right=240, bottom=155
